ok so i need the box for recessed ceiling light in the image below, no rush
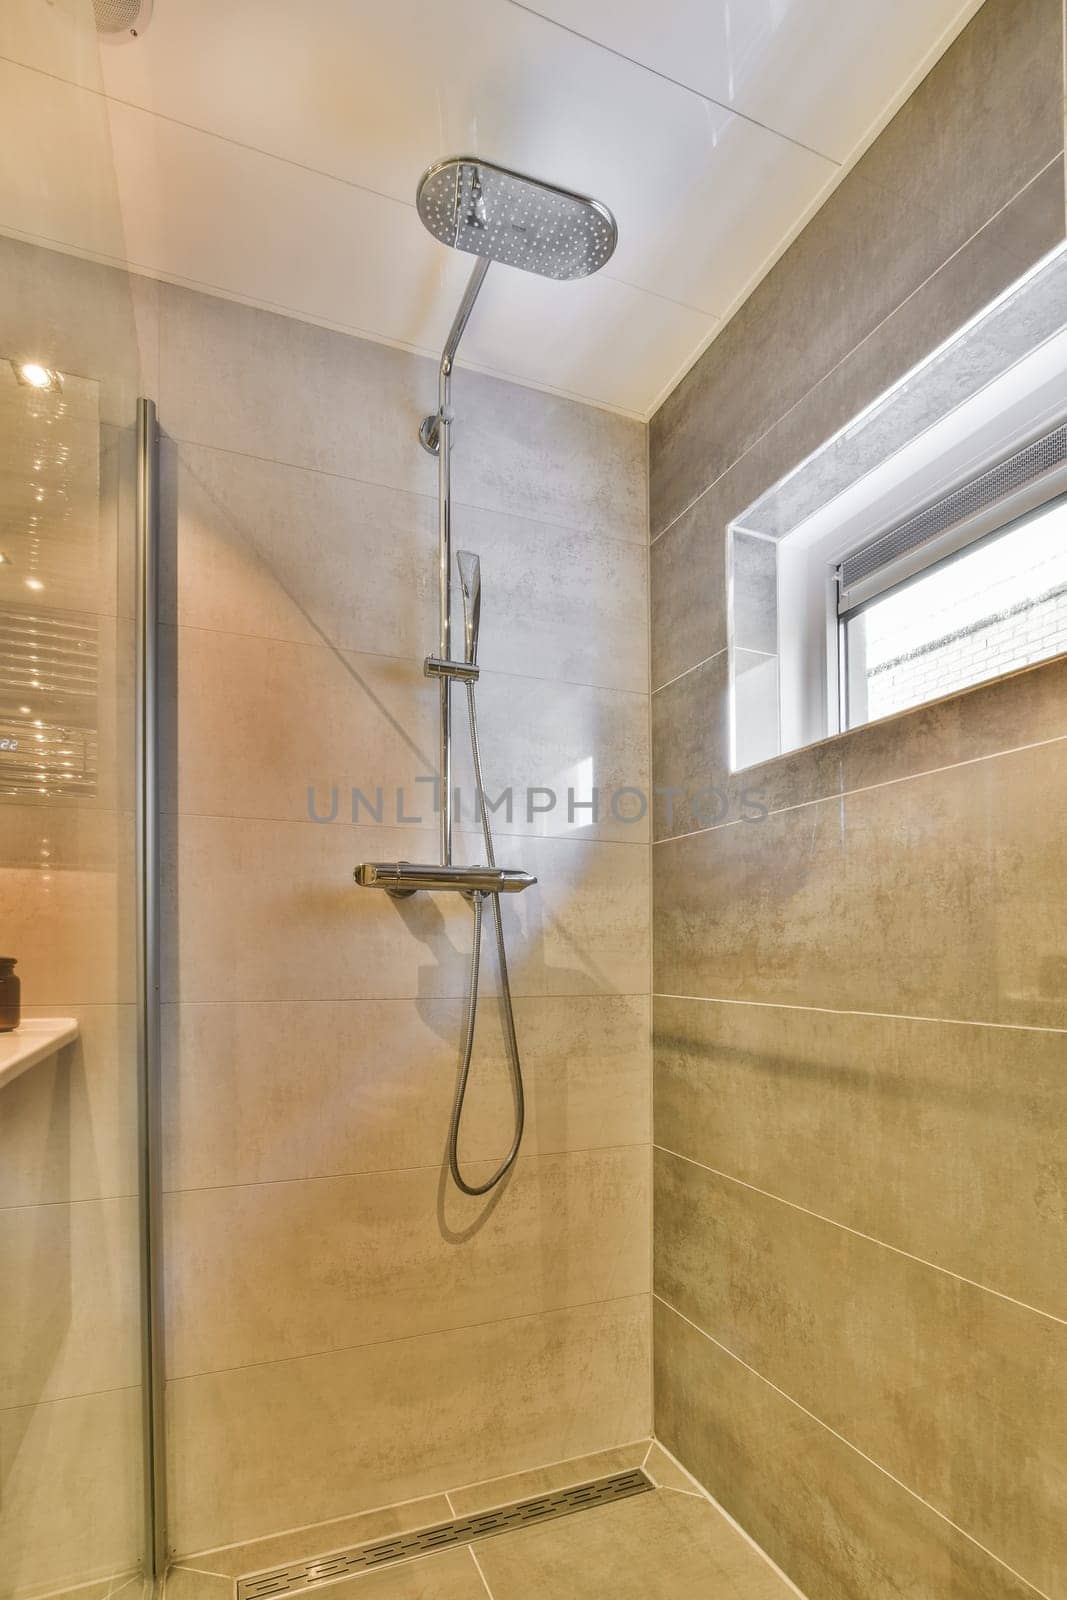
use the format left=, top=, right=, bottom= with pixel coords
left=13, top=362, right=63, bottom=393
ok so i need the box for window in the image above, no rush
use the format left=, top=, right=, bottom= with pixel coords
left=726, top=243, right=1067, bottom=771
left=840, top=492, right=1067, bottom=729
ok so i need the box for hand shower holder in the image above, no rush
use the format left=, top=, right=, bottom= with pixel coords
left=424, top=655, right=479, bottom=683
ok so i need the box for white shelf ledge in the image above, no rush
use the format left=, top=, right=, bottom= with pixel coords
left=0, top=1018, right=79, bottom=1090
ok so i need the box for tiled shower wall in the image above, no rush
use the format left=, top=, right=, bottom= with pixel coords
left=649, top=1, right=1067, bottom=1597
left=153, top=284, right=652, bottom=1556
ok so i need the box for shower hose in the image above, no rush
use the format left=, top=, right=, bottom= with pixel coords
left=446, top=678, right=525, bottom=1195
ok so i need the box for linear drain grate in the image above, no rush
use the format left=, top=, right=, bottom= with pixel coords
left=237, top=1469, right=653, bottom=1598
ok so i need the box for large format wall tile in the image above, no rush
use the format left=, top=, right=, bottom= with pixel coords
left=161, top=625, right=438, bottom=824
left=164, top=624, right=648, bottom=842
left=162, top=443, right=649, bottom=692
left=649, top=495, right=726, bottom=693
left=451, top=367, right=647, bottom=546
left=159, top=282, right=438, bottom=496
left=653, top=1300, right=1042, bottom=1600
left=1, top=806, right=135, bottom=1007
left=0, top=1386, right=143, bottom=1600
left=653, top=738, right=1067, bottom=1028
left=165, top=1147, right=649, bottom=1377
left=167, top=1296, right=650, bottom=1554
left=452, top=671, right=650, bottom=844
left=654, top=1150, right=1066, bottom=1596
left=163, top=814, right=649, bottom=1003
left=654, top=996, right=1066, bottom=1318
left=0, top=1194, right=140, bottom=1407
left=158, top=284, right=646, bottom=546
left=163, top=994, right=649, bottom=1191
left=0, top=1004, right=137, bottom=1207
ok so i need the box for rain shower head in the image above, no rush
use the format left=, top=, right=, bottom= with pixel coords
left=416, top=157, right=617, bottom=281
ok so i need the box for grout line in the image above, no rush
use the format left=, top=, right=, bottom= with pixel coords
left=164, top=802, right=652, bottom=846
left=648, top=1437, right=811, bottom=1598
left=166, top=1292, right=649, bottom=1386
left=467, top=1544, right=496, bottom=1598
left=503, top=1, right=836, bottom=162
left=652, top=728, right=1067, bottom=844
left=0, top=1380, right=141, bottom=1419
left=443, top=1489, right=457, bottom=1517
left=447, top=1439, right=650, bottom=1503
left=653, top=1298, right=1053, bottom=1600
left=651, top=992, right=1067, bottom=1036
left=181, top=1493, right=465, bottom=1568
left=162, top=1142, right=648, bottom=1199
left=166, top=617, right=650, bottom=703
left=169, top=436, right=650, bottom=557
left=655, top=1144, right=1067, bottom=1327
left=648, top=153, right=1067, bottom=538
left=651, top=647, right=726, bottom=695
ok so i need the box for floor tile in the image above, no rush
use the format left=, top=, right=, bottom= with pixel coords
left=473, top=1488, right=795, bottom=1598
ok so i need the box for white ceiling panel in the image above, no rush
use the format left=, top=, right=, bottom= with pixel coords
left=93, top=0, right=835, bottom=317
left=513, top=0, right=980, bottom=161
left=0, top=0, right=977, bottom=415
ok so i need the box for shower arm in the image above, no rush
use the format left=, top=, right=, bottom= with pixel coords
left=420, top=254, right=491, bottom=867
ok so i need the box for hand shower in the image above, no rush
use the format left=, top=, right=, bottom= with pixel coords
left=456, top=551, right=481, bottom=665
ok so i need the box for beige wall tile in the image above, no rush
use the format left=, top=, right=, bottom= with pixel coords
left=160, top=814, right=473, bottom=1004
left=185, top=1495, right=452, bottom=1579
left=167, top=1297, right=651, bottom=1554
left=0, top=1004, right=137, bottom=1207
left=451, top=367, right=646, bottom=546
left=649, top=494, right=726, bottom=694
left=473, top=1485, right=794, bottom=1599
left=158, top=282, right=437, bottom=497
left=451, top=671, right=650, bottom=844
left=0, top=1194, right=140, bottom=1407
left=655, top=1151, right=1066, bottom=1596
left=162, top=995, right=649, bottom=1190
left=654, top=1299, right=1042, bottom=1600
left=0, top=806, right=135, bottom=1007
left=653, top=738, right=1067, bottom=1028
left=158, top=285, right=645, bottom=546
left=654, top=997, right=1066, bottom=1318
left=160, top=625, right=437, bottom=824
left=165, top=1147, right=649, bottom=1377
left=162, top=625, right=647, bottom=843
left=448, top=1442, right=648, bottom=1516
left=163, top=815, right=648, bottom=1003
left=0, top=1386, right=143, bottom=1600
left=162, top=444, right=648, bottom=693
left=651, top=652, right=729, bottom=842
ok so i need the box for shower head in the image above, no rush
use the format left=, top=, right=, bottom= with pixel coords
left=417, top=157, right=617, bottom=281
left=456, top=551, right=481, bottom=666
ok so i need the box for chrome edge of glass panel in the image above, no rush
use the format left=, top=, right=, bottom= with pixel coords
left=135, top=396, right=167, bottom=1585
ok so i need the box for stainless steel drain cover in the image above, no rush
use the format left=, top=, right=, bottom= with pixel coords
left=237, top=1469, right=653, bottom=1598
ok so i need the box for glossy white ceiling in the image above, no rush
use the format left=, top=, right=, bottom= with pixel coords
left=0, top=0, right=981, bottom=417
